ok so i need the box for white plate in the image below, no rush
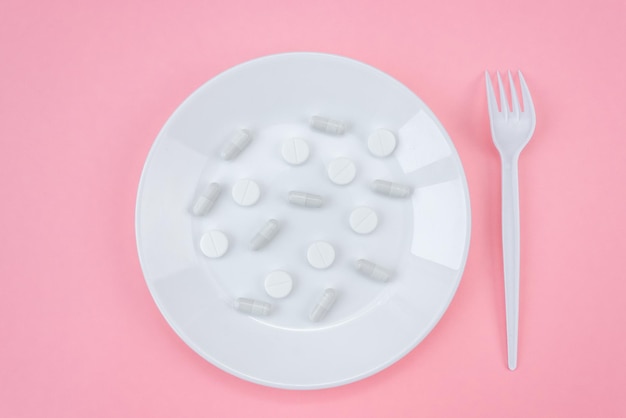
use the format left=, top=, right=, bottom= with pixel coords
left=135, top=53, right=471, bottom=389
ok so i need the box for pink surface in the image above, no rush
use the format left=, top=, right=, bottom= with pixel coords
left=2, top=0, right=625, bottom=416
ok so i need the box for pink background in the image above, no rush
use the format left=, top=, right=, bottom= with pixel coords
left=2, top=0, right=625, bottom=416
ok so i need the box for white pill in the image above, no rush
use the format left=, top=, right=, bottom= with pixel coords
left=191, top=182, right=220, bottom=216
left=264, top=270, right=294, bottom=299
left=310, top=288, right=337, bottom=322
left=231, top=178, right=261, bottom=206
left=327, top=157, right=356, bottom=185
left=199, top=230, right=229, bottom=258
left=310, top=115, right=347, bottom=135
left=281, top=137, right=310, bottom=165
left=234, top=298, right=272, bottom=316
left=288, top=191, right=324, bottom=208
left=355, top=259, right=392, bottom=282
left=250, top=219, right=280, bottom=250
left=307, top=241, right=336, bottom=269
left=367, top=129, right=397, bottom=157
left=349, top=207, right=378, bottom=234
left=371, top=179, right=412, bottom=198
left=220, top=129, right=252, bottom=160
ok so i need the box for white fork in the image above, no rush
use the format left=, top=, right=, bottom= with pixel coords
left=485, top=70, right=536, bottom=370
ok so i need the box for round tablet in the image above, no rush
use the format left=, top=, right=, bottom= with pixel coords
left=349, top=207, right=378, bottom=234
left=307, top=241, right=336, bottom=269
left=327, top=157, right=356, bottom=185
left=231, top=178, right=260, bottom=206
left=281, top=137, right=310, bottom=165
left=200, top=230, right=229, bottom=258
left=367, top=129, right=397, bottom=157
left=264, top=270, right=294, bottom=299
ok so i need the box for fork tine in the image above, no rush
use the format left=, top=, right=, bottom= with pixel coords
left=497, top=71, right=509, bottom=118
left=518, top=71, right=535, bottom=116
left=485, top=71, right=498, bottom=117
left=508, top=70, right=520, bottom=120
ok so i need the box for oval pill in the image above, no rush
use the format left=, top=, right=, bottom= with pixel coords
left=355, top=259, right=392, bottom=282
left=310, top=288, right=337, bottom=322
left=199, top=230, right=229, bottom=258
left=281, top=137, right=310, bottom=165
left=250, top=219, right=280, bottom=251
left=349, top=207, right=378, bottom=234
left=367, top=129, right=397, bottom=157
left=306, top=241, right=336, bottom=269
left=327, top=157, right=356, bottom=185
left=191, top=182, right=220, bottom=216
left=288, top=191, right=324, bottom=208
left=234, top=298, right=272, bottom=316
left=310, top=115, right=347, bottom=135
left=371, top=179, right=412, bottom=198
left=220, top=129, right=252, bottom=160
left=264, top=270, right=294, bottom=299
left=231, top=178, right=261, bottom=206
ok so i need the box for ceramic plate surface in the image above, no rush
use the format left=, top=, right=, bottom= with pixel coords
left=135, top=53, right=471, bottom=389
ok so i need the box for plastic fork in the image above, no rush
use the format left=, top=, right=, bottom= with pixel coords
left=485, top=70, right=536, bottom=370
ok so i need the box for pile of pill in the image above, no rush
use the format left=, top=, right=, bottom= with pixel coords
left=191, top=115, right=414, bottom=323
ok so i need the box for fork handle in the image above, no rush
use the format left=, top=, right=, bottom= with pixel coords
left=501, top=156, right=520, bottom=371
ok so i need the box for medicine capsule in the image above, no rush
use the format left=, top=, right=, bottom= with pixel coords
left=310, top=288, right=337, bottom=322
left=220, top=129, right=252, bottom=160
left=310, top=115, right=347, bottom=135
left=191, top=182, right=220, bottom=216
left=371, top=179, right=412, bottom=198
left=249, top=219, right=280, bottom=250
left=288, top=191, right=324, bottom=208
left=234, top=298, right=272, bottom=316
left=354, top=259, right=392, bottom=282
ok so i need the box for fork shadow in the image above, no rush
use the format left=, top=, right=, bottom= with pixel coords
left=454, top=72, right=509, bottom=368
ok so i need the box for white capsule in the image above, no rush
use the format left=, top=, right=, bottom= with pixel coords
left=310, top=288, right=337, bottom=322
left=281, top=137, right=310, bottom=165
left=288, top=191, right=324, bottom=208
left=220, top=129, right=252, bottom=160
left=234, top=298, right=272, bottom=316
left=354, top=259, right=392, bottom=282
left=250, top=219, right=280, bottom=250
left=191, top=182, right=220, bottom=216
left=327, top=157, right=356, bottom=185
left=310, top=115, right=347, bottom=135
left=371, top=179, right=412, bottom=198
